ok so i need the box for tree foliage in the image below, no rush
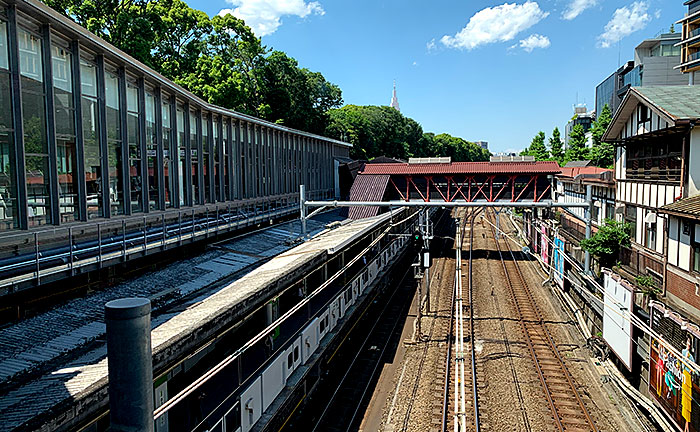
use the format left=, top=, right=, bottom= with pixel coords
left=564, top=124, right=589, bottom=163
left=589, top=104, right=615, bottom=168
left=549, top=127, right=564, bottom=163
left=580, top=219, right=631, bottom=268
left=522, top=131, right=549, bottom=161
left=44, top=0, right=342, bottom=134
left=325, top=105, right=490, bottom=161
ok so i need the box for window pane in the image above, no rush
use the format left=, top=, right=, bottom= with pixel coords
left=202, top=114, right=210, bottom=203
left=18, top=29, right=42, bottom=82
left=81, top=60, right=101, bottom=218
left=25, top=155, right=50, bottom=227
left=106, top=71, right=123, bottom=215
left=0, top=21, right=9, bottom=70
left=0, top=68, right=11, bottom=131
left=52, top=44, right=78, bottom=222
left=145, top=91, right=158, bottom=211
left=51, top=45, right=71, bottom=93
left=57, top=137, right=78, bottom=222
left=0, top=128, right=17, bottom=230
left=177, top=105, right=185, bottom=206
left=20, top=29, right=50, bottom=227
left=162, top=99, right=172, bottom=208
left=80, top=60, right=97, bottom=97
left=213, top=117, right=220, bottom=201
left=190, top=111, right=199, bottom=204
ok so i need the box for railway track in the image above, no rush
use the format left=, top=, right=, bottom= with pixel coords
left=487, top=209, right=598, bottom=432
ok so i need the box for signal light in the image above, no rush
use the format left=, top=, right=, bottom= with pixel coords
left=412, top=230, right=422, bottom=249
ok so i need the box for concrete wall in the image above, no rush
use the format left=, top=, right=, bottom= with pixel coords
left=641, top=56, right=687, bottom=86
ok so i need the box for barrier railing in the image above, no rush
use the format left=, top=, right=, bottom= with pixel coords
left=0, top=190, right=333, bottom=289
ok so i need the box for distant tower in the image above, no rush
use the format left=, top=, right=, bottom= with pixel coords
left=390, top=80, right=400, bottom=112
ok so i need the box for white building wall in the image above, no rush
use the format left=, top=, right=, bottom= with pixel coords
left=669, top=216, right=679, bottom=267
left=689, top=127, right=700, bottom=197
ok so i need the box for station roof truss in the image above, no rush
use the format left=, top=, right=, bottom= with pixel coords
left=355, top=161, right=561, bottom=204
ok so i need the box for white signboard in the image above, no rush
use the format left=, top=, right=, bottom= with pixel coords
left=603, top=270, right=634, bottom=370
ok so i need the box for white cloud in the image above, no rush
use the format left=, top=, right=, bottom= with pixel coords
left=426, top=38, right=437, bottom=52
left=654, top=9, right=662, bottom=19
left=598, top=1, right=650, bottom=48
left=218, top=0, right=324, bottom=37
left=440, top=1, right=549, bottom=50
left=519, top=34, right=550, bottom=52
left=562, top=0, right=596, bottom=20
left=412, top=61, right=418, bottom=66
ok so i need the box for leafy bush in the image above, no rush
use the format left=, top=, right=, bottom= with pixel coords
left=580, top=219, right=631, bottom=268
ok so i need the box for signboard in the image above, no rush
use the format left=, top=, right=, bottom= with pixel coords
left=552, top=236, right=565, bottom=288
left=540, top=224, right=549, bottom=264
left=649, top=302, right=700, bottom=432
left=602, top=270, right=634, bottom=370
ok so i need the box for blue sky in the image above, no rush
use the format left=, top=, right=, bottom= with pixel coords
left=193, top=0, right=687, bottom=154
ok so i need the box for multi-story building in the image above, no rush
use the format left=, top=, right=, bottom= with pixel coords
left=565, top=104, right=595, bottom=147
left=474, top=140, right=488, bottom=150
left=603, top=86, right=691, bottom=288
left=596, top=61, right=635, bottom=118
left=596, top=32, right=684, bottom=117
left=677, top=0, right=700, bottom=82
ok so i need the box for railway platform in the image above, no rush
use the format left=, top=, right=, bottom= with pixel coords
left=0, top=209, right=414, bottom=432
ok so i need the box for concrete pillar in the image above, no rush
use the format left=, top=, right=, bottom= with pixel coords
left=105, top=298, right=154, bottom=432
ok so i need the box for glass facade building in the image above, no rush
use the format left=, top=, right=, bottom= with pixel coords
left=0, top=1, right=349, bottom=233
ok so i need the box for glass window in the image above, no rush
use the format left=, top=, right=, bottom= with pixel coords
left=223, top=119, right=229, bottom=200
left=52, top=43, right=78, bottom=222
left=0, top=20, right=17, bottom=230
left=145, top=90, right=158, bottom=211
left=19, top=28, right=50, bottom=227
left=694, top=241, right=700, bottom=273
left=202, top=114, right=210, bottom=203
left=81, top=59, right=102, bottom=219
left=0, top=21, right=8, bottom=70
left=213, top=117, right=220, bottom=201
left=646, top=222, right=656, bottom=250
left=176, top=104, right=185, bottom=206
left=126, top=82, right=142, bottom=213
left=190, top=110, right=199, bottom=204
left=162, top=97, right=172, bottom=208
left=105, top=71, right=123, bottom=215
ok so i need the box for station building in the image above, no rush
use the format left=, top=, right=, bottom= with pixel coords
left=0, top=0, right=350, bottom=295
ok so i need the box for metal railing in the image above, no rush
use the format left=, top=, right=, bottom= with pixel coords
left=0, top=190, right=333, bottom=289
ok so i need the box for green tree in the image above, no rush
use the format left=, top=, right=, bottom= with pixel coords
left=525, top=131, right=549, bottom=161
left=580, top=219, right=631, bottom=268
left=564, top=124, right=589, bottom=163
left=549, top=127, right=564, bottom=163
left=589, top=104, right=615, bottom=168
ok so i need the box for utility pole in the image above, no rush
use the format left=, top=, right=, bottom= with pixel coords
left=584, top=184, right=593, bottom=275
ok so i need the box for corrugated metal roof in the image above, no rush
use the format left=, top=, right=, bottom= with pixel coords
left=348, top=174, right=390, bottom=219
left=558, top=166, right=613, bottom=178
left=564, top=160, right=592, bottom=167
left=659, top=195, right=700, bottom=219
left=360, top=161, right=561, bottom=175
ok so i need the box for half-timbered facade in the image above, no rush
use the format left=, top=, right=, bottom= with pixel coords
left=604, top=85, right=700, bottom=316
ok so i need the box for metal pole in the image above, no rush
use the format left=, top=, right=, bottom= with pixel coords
left=300, top=184, right=307, bottom=239
left=584, top=185, right=593, bottom=275
left=105, top=298, right=154, bottom=432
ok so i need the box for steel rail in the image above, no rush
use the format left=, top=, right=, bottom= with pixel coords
left=488, top=209, right=597, bottom=432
